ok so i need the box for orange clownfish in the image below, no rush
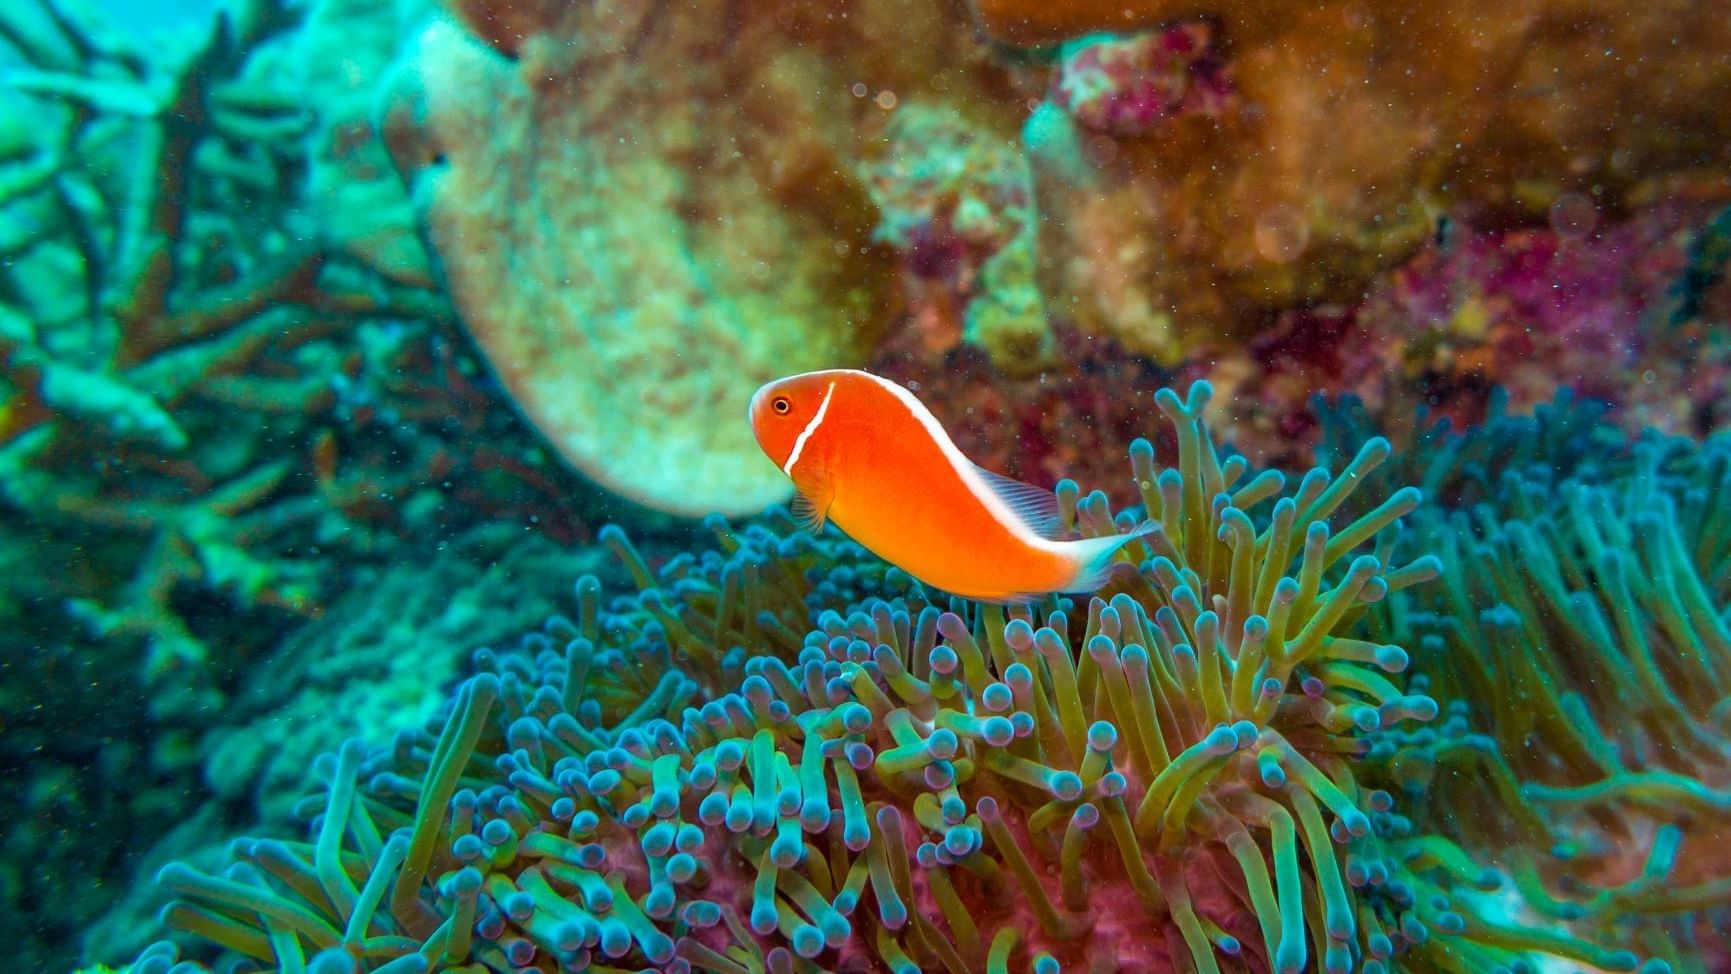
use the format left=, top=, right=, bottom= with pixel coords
left=748, top=369, right=1154, bottom=603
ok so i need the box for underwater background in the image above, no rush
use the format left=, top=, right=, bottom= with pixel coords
left=4, top=0, right=1730, bottom=971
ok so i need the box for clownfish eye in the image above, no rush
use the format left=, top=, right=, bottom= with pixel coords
left=772, top=397, right=791, bottom=415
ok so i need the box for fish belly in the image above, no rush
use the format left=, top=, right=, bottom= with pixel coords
left=837, top=485, right=1073, bottom=601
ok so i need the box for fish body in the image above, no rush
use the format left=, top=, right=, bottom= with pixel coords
left=748, top=369, right=1151, bottom=602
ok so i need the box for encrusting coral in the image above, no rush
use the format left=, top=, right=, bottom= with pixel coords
left=1009, top=0, right=1731, bottom=365
left=1181, top=197, right=1731, bottom=469
left=1348, top=199, right=1731, bottom=430
left=858, top=104, right=1051, bottom=373
left=137, top=382, right=1657, bottom=974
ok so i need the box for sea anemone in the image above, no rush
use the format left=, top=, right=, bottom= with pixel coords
left=139, top=382, right=1647, bottom=973
left=1325, top=389, right=1731, bottom=972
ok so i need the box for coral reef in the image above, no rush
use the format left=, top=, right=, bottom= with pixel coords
left=268, top=0, right=434, bottom=286
left=9, top=0, right=1731, bottom=971
left=1189, top=197, right=1731, bottom=465
left=12, top=0, right=1730, bottom=530
left=37, top=0, right=1716, bottom=529
left=1049, top=23, right=1231, bottom=140
left=1010, top=0, right=1731, bottom=363
left=859, top=103, right=1050, bottom=372
left=0, top=1, right=335, bottom=963
left=378, top=0, right=1036, bottom=515
left=868, top=323, right=1191, bottom=505
left=869, top=169, right=1727, bottom=487
left=1352, top=198, right=1731, bottom=427
left=0, top=0, right=516, bottom=716
left=1320, top=389, right=1731, bottom=969
left=136, top=382, right=1654, bottom=973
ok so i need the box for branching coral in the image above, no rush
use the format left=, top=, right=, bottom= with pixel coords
left=1322, top=392, right=1731, bottom=972
left=0, top=2, right=622, bottom=967
left=1, top=0, right=393, bottom=690
left=138, top=382, right=1645, bottom=974
left=0, top=0, right=614, bottom=710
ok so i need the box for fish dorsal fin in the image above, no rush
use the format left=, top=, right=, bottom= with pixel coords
left=972, top=463, right=1063, bottom=540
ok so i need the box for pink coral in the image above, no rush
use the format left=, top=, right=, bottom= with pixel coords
left=1206, top=198, right=1731, bottom=457
left=1050, top=23, right=1233, bottom=137
left=859, top=104, right=1051, bottom=368
left=1017, top=0, right=1731, bottom=364
left=1360, top=200, right=1714, bottom=406
left=868, top=197, right=1731, bottom=487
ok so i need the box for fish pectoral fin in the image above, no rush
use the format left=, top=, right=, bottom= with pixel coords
left=789, top=464, right=834, bottom=533
left=972, top=592, right=1043, bottom=607
left=971, top=463, right=1064, bottom=539
left=790, top=491, right=832, bottom=533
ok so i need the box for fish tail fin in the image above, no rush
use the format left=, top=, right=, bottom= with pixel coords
left=1065, top=520, right=1161, bottom=594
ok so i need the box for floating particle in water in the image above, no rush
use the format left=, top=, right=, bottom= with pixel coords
left=1083, top=133, right=1118, bottom=166
left=1549, top=192, right=1599, bottom=239
left=1255, top=205, right=1310, bottom=263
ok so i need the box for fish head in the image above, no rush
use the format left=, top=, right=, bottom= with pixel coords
left=749, top=370, right=846, bottom=474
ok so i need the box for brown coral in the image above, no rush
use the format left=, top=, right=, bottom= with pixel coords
left=1004, top=0, right=1731, bottom=365
left=966, top=0, right=1182, bottom=47
left=381, top=0, right=1034, bottom=516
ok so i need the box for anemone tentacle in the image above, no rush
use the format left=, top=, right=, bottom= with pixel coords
left=139, top=383, right=1658, bottom=974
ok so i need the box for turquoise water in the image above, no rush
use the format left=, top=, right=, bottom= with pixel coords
left=4, top=1, right=1729, bottom=972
